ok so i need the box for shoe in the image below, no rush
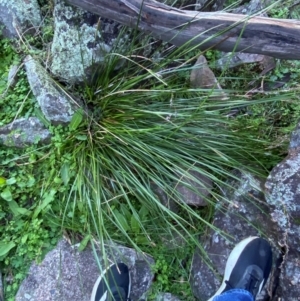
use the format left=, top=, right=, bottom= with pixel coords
left=91, top=262, right=131, bottom=301
left=208, top=236, right=272, bottom=301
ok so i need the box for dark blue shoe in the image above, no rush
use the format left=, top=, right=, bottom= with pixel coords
left=91, top=263, right=131, bottom=301
left=208, top=237, right=272, bottom=301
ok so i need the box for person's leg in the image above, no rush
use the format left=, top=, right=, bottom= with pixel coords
left=91, top=262, right=131, bottom=301
left=208, top=236, right=273, bottom=301
left=211, top=289, right=254, bottom=301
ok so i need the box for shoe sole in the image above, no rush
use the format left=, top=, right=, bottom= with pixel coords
left=90, top=263, right=131, bottom=301
left=207, top=236, right=261, bottom=301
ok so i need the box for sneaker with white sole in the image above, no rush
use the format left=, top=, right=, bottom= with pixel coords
left=208, top=236, right=272, bottom=301
left=91, top=262, right=131, bottom=301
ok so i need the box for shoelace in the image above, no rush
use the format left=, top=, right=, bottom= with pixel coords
left=225, top=271, right=260, bottom=295
left=110, top=287, right=130, bottom=301
left=245, top=272, right=260, bottom=294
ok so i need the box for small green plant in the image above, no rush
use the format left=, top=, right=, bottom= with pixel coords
left=266, top=0, right=300, bottom=19
left=0, top=36, right=33, bottom=127
left=147, top=242, right=195, bottom=301
left=0, top=216, right=59, bottom=300
left=153, top=256, right=171, bottom=290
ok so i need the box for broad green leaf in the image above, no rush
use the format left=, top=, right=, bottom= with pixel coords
left=33, top=189, right=56, bottom=218
left=77, top=201, right=84, bottom=212
left=113, top=210, right=130, bottom=232
left=130, top=215, right=140, bottom=233
left=69, top=108, right=84, bottom=131
left=54, top=177, right=63, bottom=184
left=0, top=177, right=6, bottom=186
left=1, top=188, right=13, bottom=202
left=78, top=234, right=91, bottom=251
left=61, top=163, right=70, bottom=186
left=135, top=236, right=150, bottom=245
left=21, top=234, right=28, bottom=244
left=17, top=180, right=27, bottom=188
left=120, top=203, right=131, bottom=220
left=34, top=107, right=51, bottom=127
left=0, top=241, right=16, bottom=257
left=27, top=175, right=36, bottom=187
left=139, top=205, right=149, bottom=222
left=6, top=177, right=16, bottom=185
left=8, top=200, right=29, bottom=216
left=75, top=134, right=87, bottom=141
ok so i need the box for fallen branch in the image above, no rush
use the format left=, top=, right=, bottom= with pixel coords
left=65, top=0, right=300, bottom=60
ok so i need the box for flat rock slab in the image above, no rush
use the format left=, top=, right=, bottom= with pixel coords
left=191, top=172, right=281, bottom=301
left=0, top=117, right=51, bottom=148
left=16, top=239, right=154, bottom=301
left=214, top=53, right=275, bottom=74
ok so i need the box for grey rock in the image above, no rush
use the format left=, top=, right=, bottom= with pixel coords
left=289, top=122, right=300, bottom=149
left=214, top=53, right=275, bottom=74
left=16, top=239, right=154, bottom=301
left=194, top=0, right=209, bottom=10
left=231, top=0, right=268, bottom=16
left=0, top=117, right=51, bottom=148
left=265, top=152, right=300, bottom=230
left=195, top=0, right=226, bottom=11
left=265, top=124, right=300, bottom=300
left=191, top=171, right=281, bottom=301
left=176, top=170, right=212, bottom=207
left=277, top=251, right=300, bottom=300
left=0, top=0, right=41, bottom=38
left=7, top=64, right=19, bottom=88
left=24, top=55, right=78, bottom=125
left=156, top=292, right=181, bottom=301
left=148, top=184, right=186, bottom=249
left=153, top=169, right=212, bottom=209
left=190, top=55, right=227, bottom=100
left=190, top=55, right=221, bottom=89
left=50, top=0, right=127, bottom=83
left=151, top=183, right=179, bottom=213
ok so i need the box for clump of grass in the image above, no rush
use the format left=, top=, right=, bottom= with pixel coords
left=55, top=33, right=283, bottom=254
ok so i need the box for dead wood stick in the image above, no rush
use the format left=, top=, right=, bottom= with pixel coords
left=65, top=0, right=300, bottom=60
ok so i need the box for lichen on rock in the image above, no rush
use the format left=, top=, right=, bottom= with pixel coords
left=24, top=55, right=78, bottom=125
left=0, top=117, right=51, bottom=148
left=0, top=0, right=41, bottom=38
left=50, top=0, right=127, bottom=83
left=16, top=239, right=154, bottom=301
left=264, top=120, right=300, bottom=300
